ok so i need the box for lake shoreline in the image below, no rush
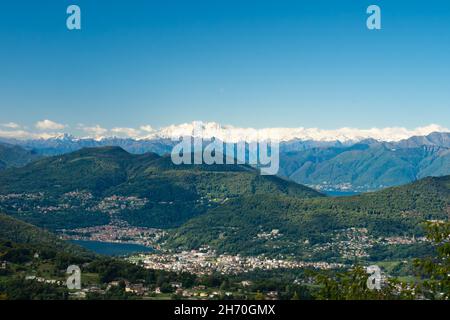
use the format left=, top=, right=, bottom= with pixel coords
left=70, top=239, right=154, bottom=256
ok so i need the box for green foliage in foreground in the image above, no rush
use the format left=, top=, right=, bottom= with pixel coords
left=0, top=213, right=199, bottom=300
left=0, top=278, right=68, bottom=300
left=0, top=238, right=198, bottom=300
left=313, top=266, right=413, bottom=300
left=313, top=222, right=450, bottom=300
left=414, top=221, right=450, bottom=300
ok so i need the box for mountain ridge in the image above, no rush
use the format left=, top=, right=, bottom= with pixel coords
left=1, top=130, right=449, bottom=155
left=167, top=175, right=450, bottom=257
left=0, top=146, right=322, bottom=230
left=1, top=133, right=449, bottom=193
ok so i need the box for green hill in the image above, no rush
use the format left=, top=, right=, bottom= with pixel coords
left=0, top=142, right=41, bottom=170
left=0, top=213, right=195, bottom=300
left=167, top=175, right=450, bottom=257
left=0, top=147, right=322, bottom=229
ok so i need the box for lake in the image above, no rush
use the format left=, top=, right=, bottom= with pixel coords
left=70, top=240, right=154, bottom=256
left=324, top=191, right=361, bottom=197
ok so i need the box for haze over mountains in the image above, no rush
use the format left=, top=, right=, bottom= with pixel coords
left=0, top=147, right=320, bottom=230
left=0, top=142, right=41, bottom=170
left=279, top=136, right=450, bottom=193
left=1, top=128, right=449, bottom=193
left=0, top=129, right=446, bottom=260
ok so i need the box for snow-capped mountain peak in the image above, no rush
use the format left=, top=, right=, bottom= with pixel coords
left=140, top=122, right=449, bottom=143
left=1, top=121, right=449, bottom=143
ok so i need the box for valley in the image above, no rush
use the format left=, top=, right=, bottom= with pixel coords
left=2, top=0, right=449, bottom=303
left=2, top=131, right=449, bottom=193
left=0, top=142, right=448, bottom=300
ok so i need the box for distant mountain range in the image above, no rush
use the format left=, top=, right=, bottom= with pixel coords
left=1, top=130, right=449, bottom=156
left=0, top=142, right=41, bottom=170
left=279, top=138, right=450, bottom=193
left=3, top=121, right=447, bottom=143
left=0, top=135, right=177, bottom=156
left=1, top=131, right=449, bottom=192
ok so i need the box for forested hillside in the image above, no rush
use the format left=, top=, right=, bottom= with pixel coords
left=168, top=176, right=450, bottom=256
left=0, top=147, right=322, bottom=229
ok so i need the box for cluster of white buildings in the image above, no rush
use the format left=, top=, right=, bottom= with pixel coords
left=25, top=275, right=64, bottom=285
left=128, top=250, right=345, bottom=276
left=92, top=195, right=149, bottom=215
left=0, top=190, right=150, bottom=217
left=312, top=227, right=429, bottom=260
left=60, top=220, right=164, bottom=248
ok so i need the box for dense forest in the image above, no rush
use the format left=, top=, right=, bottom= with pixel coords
left=0, top=147, right=321, bottom=229
left=168, top=176, right=450, bottom=256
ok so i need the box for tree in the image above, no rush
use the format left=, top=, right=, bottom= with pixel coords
left=312, top=221, right=450, bottom=300
left=414, top=221, right=450, bottom=300
left=255, top=291, right=265, bottom=300
left=312, top=266, right=411, bottom=300
left=220, top=279, right=231, bottom=291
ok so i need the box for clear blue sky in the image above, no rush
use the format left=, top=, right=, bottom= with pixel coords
left=0, top=0, right=449, bottom=131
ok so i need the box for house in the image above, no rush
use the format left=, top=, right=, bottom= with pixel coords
left=107, top=281, right=121, bottom=289
left=175, top=288, right=184, bottom=295
left=125, top=283, right=147, bottom=295
left=170, top=282, right=182, bottom=289
left=182, top=290, right=193, bottom=297
left=69, top=291, right=86, bottom=299
left=45, top=279, right=59, bottom=285
left=0, top=261, right=6, bottom=270
left=155, top=287, right=161, bottom=294
left=86, top=286, right=103, bottom=294
left=266, top=291, right=279, bottom=300
left=193, top=285, right=206, bottom=290
left=241, top=280, right=252, bottom=287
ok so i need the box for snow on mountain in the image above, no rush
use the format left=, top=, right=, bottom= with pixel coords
left=1, top=121, right=449, bottom=143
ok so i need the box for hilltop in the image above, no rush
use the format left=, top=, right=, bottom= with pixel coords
left=2, top=131, right=449, bottom=193
left=0, top=142, right=40, bottom=170
left=0, top=146, right=322, bottom=229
